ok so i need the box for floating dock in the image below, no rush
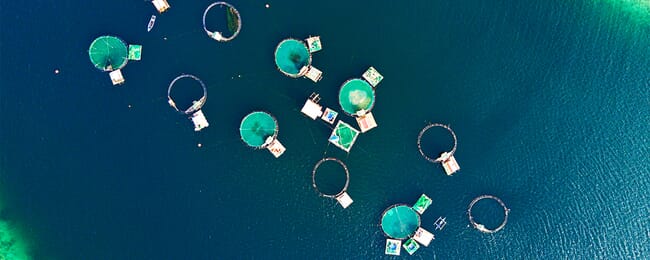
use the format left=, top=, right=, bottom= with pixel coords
left=190, top=110, right=209, bottom=131
left=304, top=66, right=323, bottom=82
left=109, top=70, right=125, bottom=85
left=265, top=136, right=286, bottom=158
left=440, top=152, right=460, bottom=175
left=412, top=227, right=434, bottom=247
left=167, top=74, right=209, bottom=131
left=306, top=36, right=322, bottom=53
left=328, top=121, right=360, bottom=152
left=385, top=239, right=402, bottom=256
left=412, top=194, right=432, bottom=214
left=152, top=0, right=170, bottom=13
left=403, top=238, right=420, bottom=255
left=355, top=111, right=377, bottom=133
left=128, top=45, right=142, bottom=61
left=321, top=108, right=338, bottom=124
left=300, top=93, right=323, bottom=120
left=362, top=66, right=383, bottom=87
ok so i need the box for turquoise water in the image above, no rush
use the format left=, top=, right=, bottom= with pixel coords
left=274, top=39, right=311, bottom=76
left=1, top=0, right=649, bottom=259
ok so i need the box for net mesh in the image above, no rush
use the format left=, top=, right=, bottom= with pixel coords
left=240, top=111, right=278, bottom=148
left=88, top=36, right=128, bottom=71
left=274, top=39, right=311, bottom=77
left=339, top=79, right=375, bottom=115
left=381, top=205, right=421, bottom=239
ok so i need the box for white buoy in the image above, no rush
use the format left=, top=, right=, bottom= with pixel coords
left=197, top=143, right=202, bottom=148
left=265, top=3, right=270, bottom=8
left=54, top=69, right=60, bottom=74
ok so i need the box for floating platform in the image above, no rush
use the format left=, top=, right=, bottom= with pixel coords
left=362, top=66, right=383, bottom=87
left=128, top=45, right=142, bottom=61
left=306, top=36, right=322, bottom=53
left=109, top=69, right=125, bottom=85
left=440, top=152, right=460, bottom=175
left=152, top=0, right=170, bottom=13
left=321, top=108, right=338, bottom=124
left=385, top=239, right=401, bottom=256
left=328, top=121, right=360, bottom=152
left=412, top=194, right=432, bottom=214
left=335, top=192, right=353, bottom=208
left=265, top=137, right=286, bottom=158
left=301, top=93, right=323, bottom=120
left=304, top=66, right=323, bottom=82
left=412, top=227, right=434, bottom=247
left=355, top=111, right=377, bottom=133
left=190, top=110, right=209, bottom=131
left=403, top=238, right=420, bottom=255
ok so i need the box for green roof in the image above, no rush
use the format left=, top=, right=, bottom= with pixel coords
left=88, top=36, right=128, bottom=71
left=240, top=111, right=278, bottom=148
left=128, top=45, right=142, bottom=61
left=403, top=238, right=420, bottom=255
left=412, top=194, right=432, bottom=214
left=381, top=205, right=421, bottom=239
left=339, top=79, right=375, bottom=116
left=329, top=121, right=360, bottom=152
left=274, top=39, right=311, bottom=77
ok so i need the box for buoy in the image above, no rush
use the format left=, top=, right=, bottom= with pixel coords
left=265, top=3, right=270, bottom=8
left=197, top=143, right=202, bottom=148
left=128, top=104, right=132, bottom=108
left=54, top=69, right=60, bottom=74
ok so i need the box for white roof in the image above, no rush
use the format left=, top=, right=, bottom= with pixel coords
left=301, top=99, right=323, bottom=120
left=266, top=139, right=286, bottom=158
left=152, top=0, right=170, bottom=13
left=109, top=69, right=125, bottom=85
left=335, top=192, right=353, bottom=208
left=412, top=227, right=434, bottom=247
left=304, top=66, right=323, bottom=82
left=442, top=155, right=460, bottom=175
left=191, top=110, right=209, bottom=131
left=356, top=111, right=377, bottom=133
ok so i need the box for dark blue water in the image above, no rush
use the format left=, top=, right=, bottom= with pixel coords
left=1, top=0, right=649, bottom=259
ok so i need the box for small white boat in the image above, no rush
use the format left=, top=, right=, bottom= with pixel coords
left=147, top=15, right=157, bottom=32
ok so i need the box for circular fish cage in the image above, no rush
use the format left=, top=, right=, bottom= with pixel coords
left=239, top=111, right=279, bottom=149
left=203, top=2, right=242, bottom=42
left=467, top=195, right=510, bottom=234
left=88, top=35, right=128, bottom=72
left=380, top=204, right=421, bottom=239
left=417, top=123, right=458, bottom=163
left=312, top=158, right=350, bottom=198
left=274, top=38, right=312, bottom=78
left=167, top=74, right=208, bottom=115
left=338, top=78, right=375, bottom=117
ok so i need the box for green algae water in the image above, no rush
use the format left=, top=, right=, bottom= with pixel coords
left=1, top=0, right=649, bottom=258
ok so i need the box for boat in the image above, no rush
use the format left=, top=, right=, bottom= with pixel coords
left=147, top=15, right=156, bottom=32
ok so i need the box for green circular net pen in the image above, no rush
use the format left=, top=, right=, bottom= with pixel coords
left=274, top=39, right=311, bottom=78
left=339, top=78, right=375, bottom=116
left=380, top=204, right=421, bottom=239
left=88, top=36, right=128, bottom=72
left=239, top=111, right=279, bottom=149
